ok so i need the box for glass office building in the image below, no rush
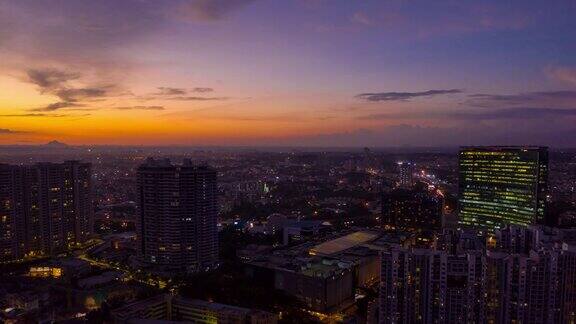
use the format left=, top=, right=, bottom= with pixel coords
left=458, top=146, right=548, bottom=231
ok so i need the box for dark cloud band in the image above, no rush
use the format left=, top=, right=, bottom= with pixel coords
left=356, top=89, right=463, bottom=102
left=358, top=107, right=576, bottom=121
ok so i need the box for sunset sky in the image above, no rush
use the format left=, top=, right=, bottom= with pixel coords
left=1, top=0, right=576, bottom=147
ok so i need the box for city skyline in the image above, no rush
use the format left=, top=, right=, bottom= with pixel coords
left=0, top=144, right=574, bottom=322
left=1, top=0, right=576, bottom=147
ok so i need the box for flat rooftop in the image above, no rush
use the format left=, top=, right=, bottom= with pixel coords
left=299, top=259, right=352, bottom=278
left=310, top=231, right=379, bottom=256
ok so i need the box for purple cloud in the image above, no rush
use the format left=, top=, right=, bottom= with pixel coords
left=356, top=89, right=463, bottom=102
left=178, top=0, right=258, bottom=22
left=156, top=87, right=188, bottom=96
left=26, top=68, right=116, bottom=111
left=545, top=66, right=576, bottom=86
left=358, top=107, right=576, bottom=121
left=466, top=91, right=576, bottom=107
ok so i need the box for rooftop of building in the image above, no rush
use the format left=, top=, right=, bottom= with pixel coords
left=245, top=245, right=353, bottom=278
left=112, top=294, right=170, bottom=318
left=174, top=297, right=255, bottom=314
left=298, top=258, right=353, bottom=278
left=77, top=271, right=124, bottom=289
left=309, top=231, right=380, bottom=256
left=113, top=294, right=275, bottom=322
left=243, top=230, right=383, bottom=278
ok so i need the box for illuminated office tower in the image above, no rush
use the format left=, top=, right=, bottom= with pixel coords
left=458, top=146, right=548, bottom=231
left=137, top=158, right=218, bottom=272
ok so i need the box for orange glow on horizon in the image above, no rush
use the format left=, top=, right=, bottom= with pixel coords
left=1, top=73, right=415, bottom=145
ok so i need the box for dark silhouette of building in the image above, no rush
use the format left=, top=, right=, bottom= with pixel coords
left=0, top=161, right=92, bottom=261
left=137, top=158, right=218, bottom=272
left=382, top=182, right=443, bottom=231
left=458, top=146, right=548, bottom=232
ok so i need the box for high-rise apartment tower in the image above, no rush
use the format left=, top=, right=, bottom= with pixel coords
left=137, top=158, right=218, bottom=272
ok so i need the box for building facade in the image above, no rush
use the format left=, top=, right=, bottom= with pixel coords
left=397, top=162, right=415, bottom=188
left=0, top=161, right=92, bottom=261
left=379, top=226, right=576, bottom=324
left=382, top=184, right=443, bottom=231
left=137, top=158, right=218, bottom=272
left=111, top=294, right=278, bottom=324
left=458, top=146, right=548, bottom=231
left=379, top=248, right=485, bottom=324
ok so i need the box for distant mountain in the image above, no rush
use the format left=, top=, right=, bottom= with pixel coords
left=44, top=140, right=69, bottom=148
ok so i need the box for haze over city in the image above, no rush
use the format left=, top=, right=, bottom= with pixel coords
left=1, top=0, right=576, bottom=147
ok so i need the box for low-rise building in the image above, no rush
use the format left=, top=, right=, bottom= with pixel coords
left=111, top=294, right=277, bottom=324
left=244, top=231, right=383, bottom=313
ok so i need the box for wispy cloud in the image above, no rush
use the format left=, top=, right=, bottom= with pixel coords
left=0, top=128, right=32, bottom=134
left=178, top=0, right=258, bottom=22
left=33, top=102, right=85, bottom=112
left=466, top=91, right=576, bottom=107
left=55, top=87, right=109, bottom=102
left=350, top=11, right=374, bottom=26
left=0, top=1, right=173, bottom=110
left=170, top=96, right=228, bottom=101
left=191, top=87, right=214, bottom=93
left=155, top=86, right=214, bottom=96
left=27, top=69, right=80, bottom=90
left=448, top=107, right=576, bottom=120
left=357, top=107, right=576, bottom=121
left=0, top=113, right=71, bottom=118
left=155, top=87, right=188, bottom=96
left=356, top=89, right=463, bottom=102
left=545, top=66, right=576, bottom=87
left=114, top=106, right=165, bottom=111
left=26, top=68, right=116, bottom=111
